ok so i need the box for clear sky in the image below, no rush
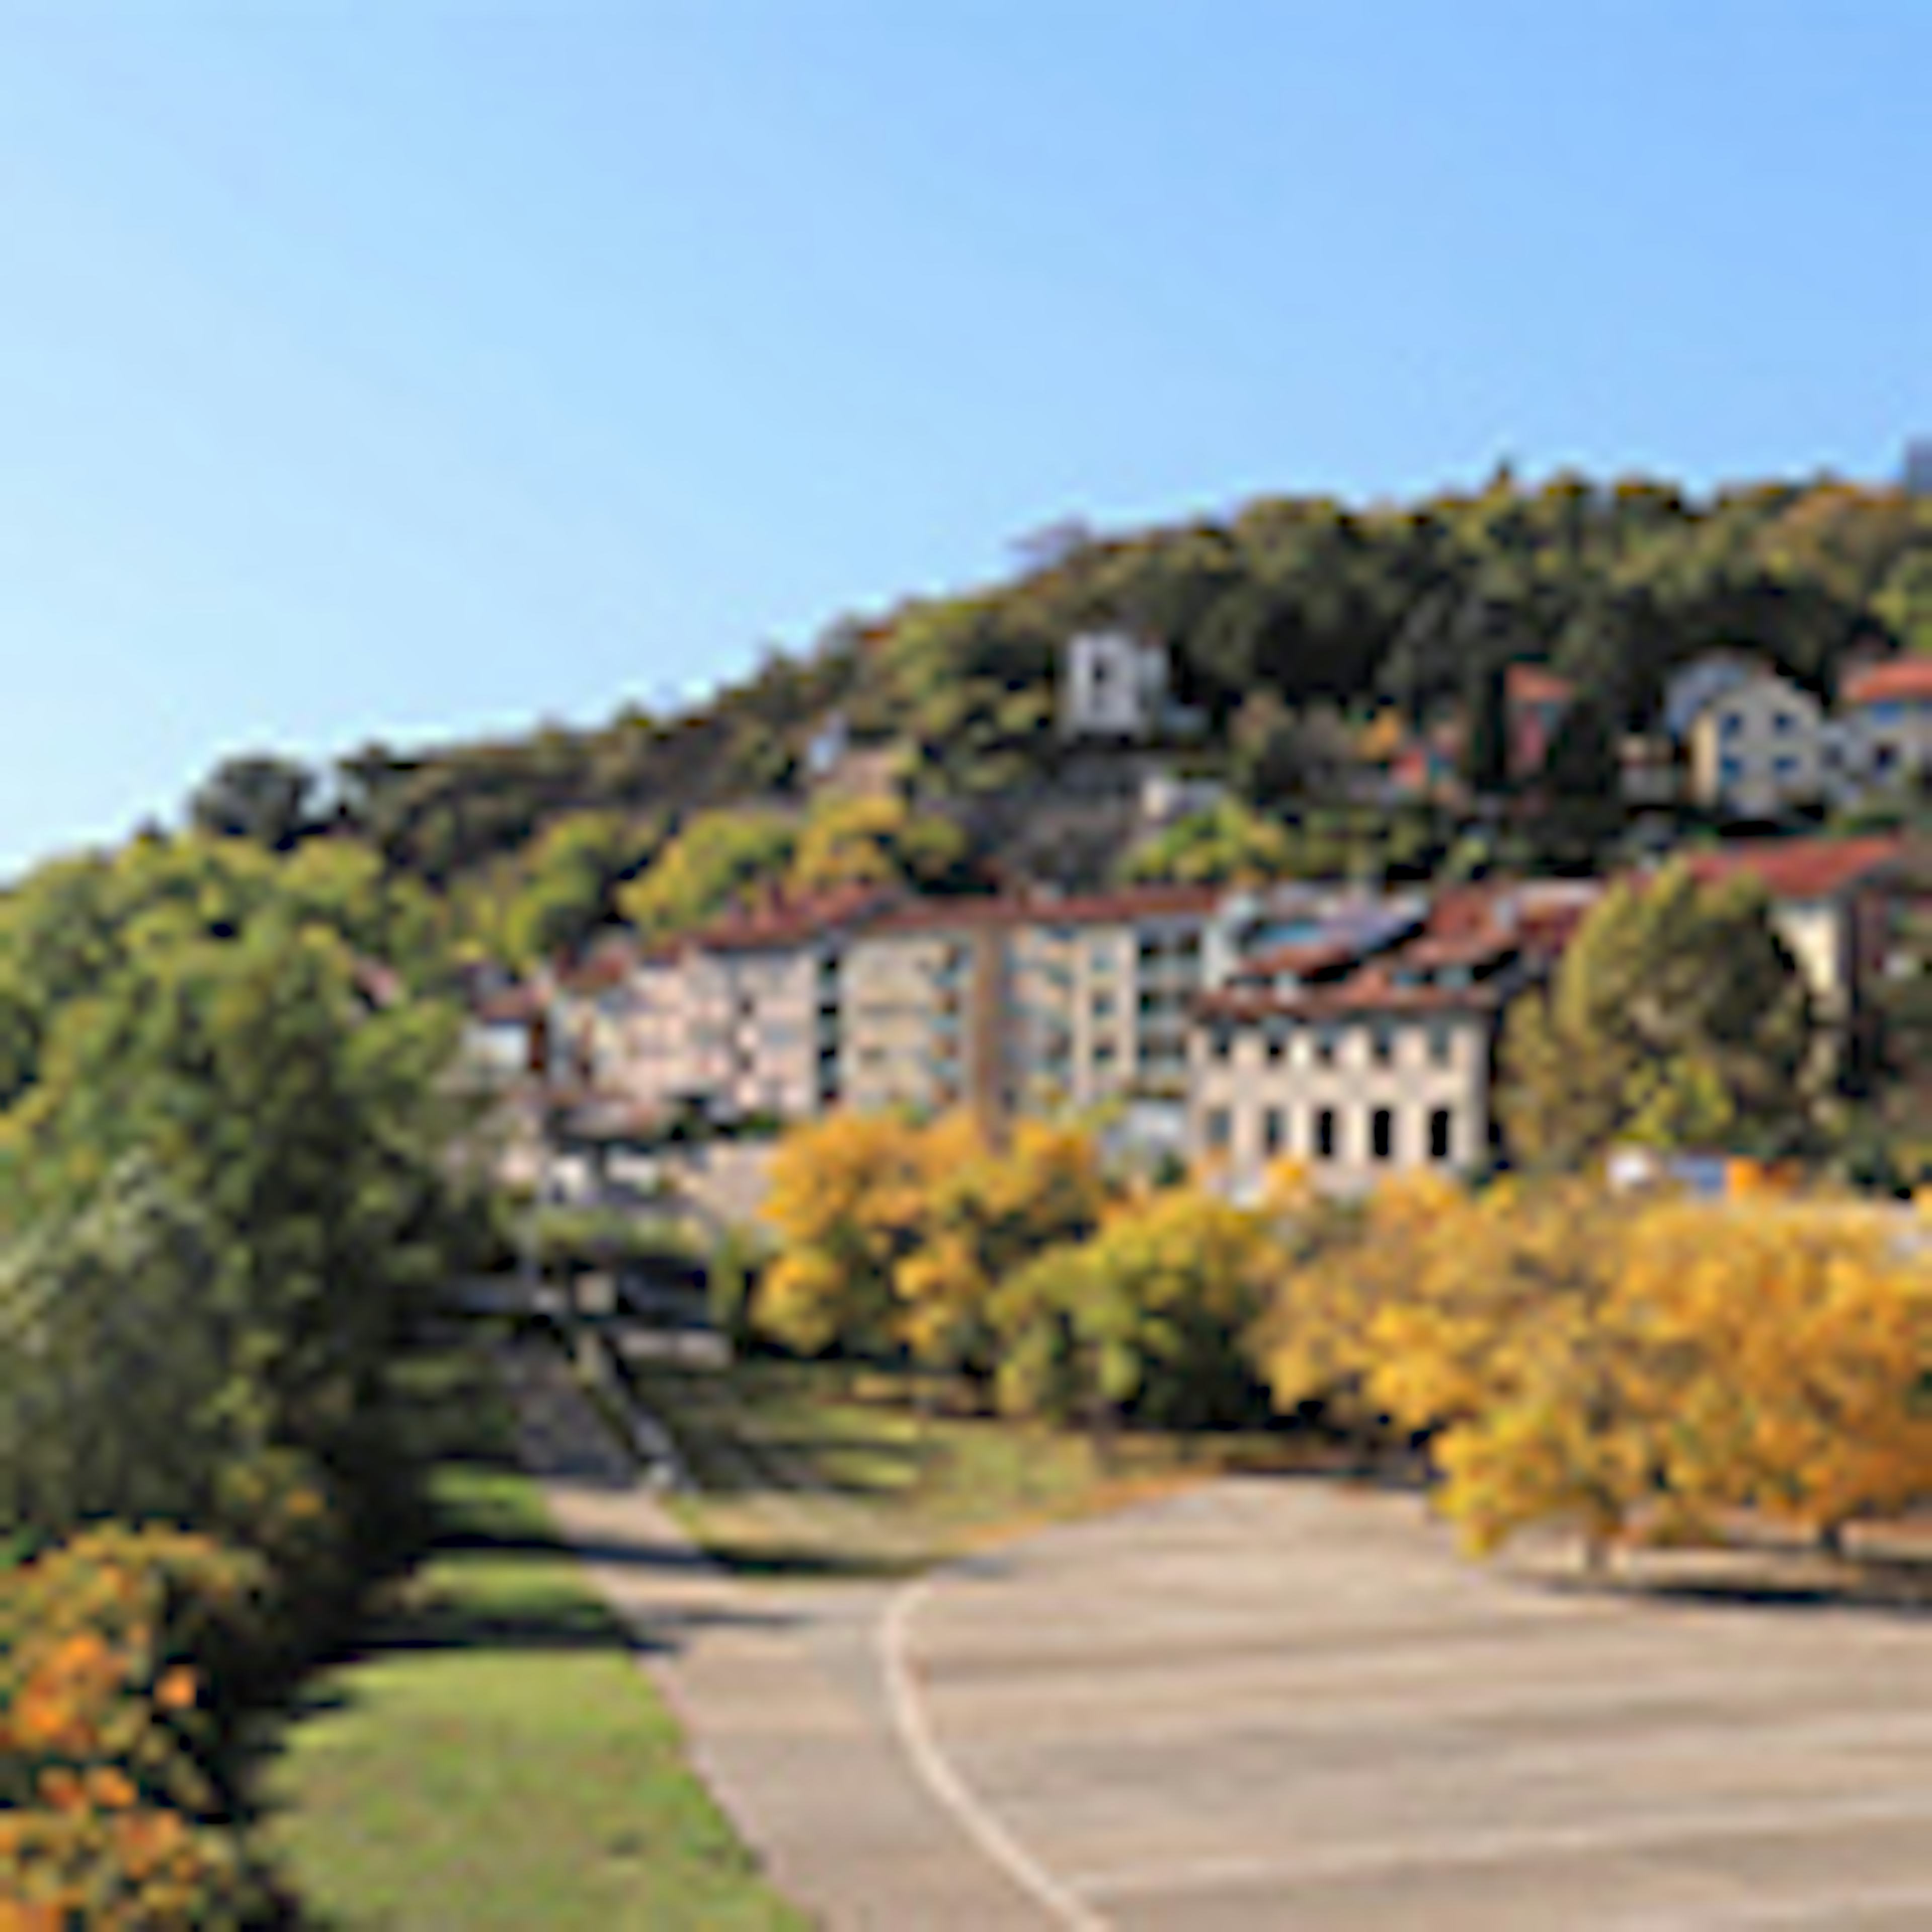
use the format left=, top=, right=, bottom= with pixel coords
left=2, top=2, right=1928, bottom=874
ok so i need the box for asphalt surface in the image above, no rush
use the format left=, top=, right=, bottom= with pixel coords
left=902, top=1481, right=1932, bottom=1930
left=509, top=1346, right=1932, bottom=1930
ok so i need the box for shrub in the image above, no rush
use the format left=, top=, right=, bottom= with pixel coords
left=0, top=1525, right=291, bottom=1926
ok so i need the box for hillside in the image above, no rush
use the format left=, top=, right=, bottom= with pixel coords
left=179, top=466, right=1932, bottom=953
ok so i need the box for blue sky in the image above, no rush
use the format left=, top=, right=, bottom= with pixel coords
left=2, top=2, right=1928, bottom=874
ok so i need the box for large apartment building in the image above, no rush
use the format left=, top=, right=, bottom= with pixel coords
left=1184, top=838, right=1914, bottom=1197
left=837, top=883, right=1223, bottom=1122
left=1188, top=882, right=1598, bottom=1197
left=508, top=837, right=1917, bottom=1197
left=552, top=884, right=888, bottom=1125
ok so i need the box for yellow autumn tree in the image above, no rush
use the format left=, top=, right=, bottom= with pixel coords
left=760, top=1111, right=1111, bottom=1373
left=1623, top=1199, right=1932, bottom=1551
left=1263, top=1175, right=1932, bottom=1572
left=1257, top=1170, right=1465, bottom=1436
left=1262, top=1178, right=1683, bottom=1566
left=758, top=1112, right=932, bottom=1355
left=893, top=1114, right=1109, bottom=1389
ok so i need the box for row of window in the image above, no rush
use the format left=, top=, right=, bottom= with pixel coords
left=1208, top=1019, right=1458, bottom=1068
left=1202, top=1103, right=1458, bottom=1164
left=1719, top=709, right=1807, bottom=740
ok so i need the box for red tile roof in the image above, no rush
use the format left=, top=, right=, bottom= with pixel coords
left=473, top=985, right=545, bottom=1023
left=1841, top=659, right=1932, bottom=707
left=693, top=881, right=898, bottom=954
left=859, top=881, right=1219, bottom=939
left=1202, top=880, right=1600, bottom=1023
left=1233, top=935, right=1374, bottom=982
left=1677, top=836, right=1907, bottom=903
left=556, top=943, right=637, bottom=994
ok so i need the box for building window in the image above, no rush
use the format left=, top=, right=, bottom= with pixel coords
left=1371, top=1107, right=1395, bottom=1162
left=1205, top=1107, right=1232, bottom=1151
left=1721, top=712, right=1744, bottom=740
left=1265, top=1027, right=1287, bottom=1064
left=1212, top=1027, right=1235, bottom=1064
left=1315, top=1025, right=1339, bottom=1068
left=1429, top=1107, right=1454, bottom=1161
left=1092, top=991, right=1115, bottom=1019
left=1263, top=1106, right=1285, bottom=1156
left=1774, top=711, right=1794, bottom=736
left=1315, top=1107, right=1337, bottom=1161
left=1428, top=1020, right=1454, bottom=1067
left=1370, top=1022, right=1395, bottom=1067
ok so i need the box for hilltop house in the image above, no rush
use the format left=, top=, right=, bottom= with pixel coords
left=1059, top=631, right=1203, bottom=742
left=1838, top=658, right=1932, bottom=795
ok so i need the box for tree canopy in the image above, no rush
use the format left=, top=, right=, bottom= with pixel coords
left=1498, top=861, right=1817, bottom=1169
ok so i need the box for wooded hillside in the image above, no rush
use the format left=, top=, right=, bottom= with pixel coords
left=182, top=468, right=1932, bottom=931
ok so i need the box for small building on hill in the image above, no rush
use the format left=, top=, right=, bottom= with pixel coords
left=1059, top=630, right=1202, bottom=741
left=1838, top=658, right=1932, bottom=794
left=1680, top=665, right=1827, bottom=820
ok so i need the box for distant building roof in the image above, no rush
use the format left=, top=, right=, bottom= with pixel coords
left=556, top=940, right=639, bottom=994
left=1677, top=836, right=1908, bottom=903
left=1205, top=881, right=1596, bottom=1022
left=1841, top=659, right=1932, bottom=707
left=472, top=984, right=545, bottom=1024
left=860, top=881, right=1219, bottom=940
left=692, top=881, right=899, bottom=955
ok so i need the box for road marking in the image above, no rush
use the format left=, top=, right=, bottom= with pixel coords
left=1072, top=1786, right=1932, bottom=1902
left=1609, top=1877, right=1932, bottom=1928
left=880, top=1574, right=1110, bottom=1932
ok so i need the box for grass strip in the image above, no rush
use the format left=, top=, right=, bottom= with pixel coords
left=629, top=1355, right=1299, bottom=1578
left=266, top=1364, right=808, bottom=1932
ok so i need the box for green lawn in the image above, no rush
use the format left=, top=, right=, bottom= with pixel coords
left=627, top=1354, right=1299, bottom=1577
left=265, top=1366, right=808, bottom=1932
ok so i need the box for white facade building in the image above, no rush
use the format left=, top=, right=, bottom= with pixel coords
left=1061, top=630, right=1179, bottom=740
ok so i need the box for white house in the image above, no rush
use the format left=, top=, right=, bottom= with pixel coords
left=1838, top=659, right=1932, bottom=794
left=1682, top=667, right=1828, bottom=820
left=1061, top=630, right=1183, bottom=740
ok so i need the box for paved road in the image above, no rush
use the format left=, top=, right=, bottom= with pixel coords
left=903, top=1481, right=1932, bottom=1930
left=503, top=1340, right=1051, bottom=1930
left=508, top=1345, right=1932, bottom=1930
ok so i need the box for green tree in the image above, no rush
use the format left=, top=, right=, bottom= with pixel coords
left=0, top=840, right=476, bottom=1565
left=501, top=810, right=664, bottom=965
left=615, top=809, right=797, bottom=940
left=1461, top=658, right=1510, bottom=795
left=0, top=1160, right=235, bottom=1539
left=1498, top=862, right=1816, bottom=1170
left=991, top=1186, right=1274, bottom=1431
left=185, top=754, right=319, bottom=851
left=1125, top=797, right=1294, bottom=884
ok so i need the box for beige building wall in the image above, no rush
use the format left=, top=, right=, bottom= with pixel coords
left=1187, top=1010, right=1492, bottom=1197
left=596, top=954, right=705, bottom=1109
left=1005, top=908, right=1211, bottom=1116
left=1687, top=675, right=1825, bottom=819
left=841, top=927, right=979, bottom=1116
